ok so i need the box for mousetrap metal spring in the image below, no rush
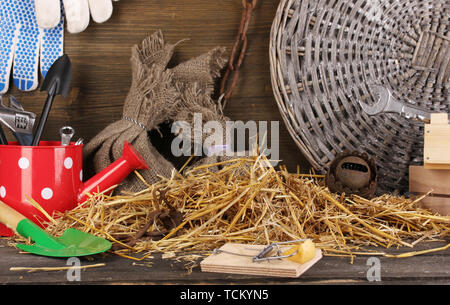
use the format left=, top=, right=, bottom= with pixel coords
left=212, top=239, right=311, bottom=262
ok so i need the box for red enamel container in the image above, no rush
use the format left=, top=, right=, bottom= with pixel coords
left=0, top=141, right=148, bottom=236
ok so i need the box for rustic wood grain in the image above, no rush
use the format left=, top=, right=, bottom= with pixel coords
left=409, top=166, right=450, bottom=195
left=424, top=114, right=450, bottom=168
left=4, top=0, right=310, bottom=177
left=1, top=238, right=449, bottom=284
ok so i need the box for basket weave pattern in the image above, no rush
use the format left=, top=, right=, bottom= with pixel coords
left=270, top=0, right=449, bottom=193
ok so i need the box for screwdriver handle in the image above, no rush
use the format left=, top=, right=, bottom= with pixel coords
left=0, top=125, right=7, bottom=145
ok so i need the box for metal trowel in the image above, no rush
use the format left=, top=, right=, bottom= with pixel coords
left=0, top=200, right=111, bottom=257
left=32, top=54, right=72, bottom=146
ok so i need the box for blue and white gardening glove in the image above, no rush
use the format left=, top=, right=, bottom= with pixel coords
left=0, top=0, right=64, bottom=93
left=35, top=0, right=116, bottom=34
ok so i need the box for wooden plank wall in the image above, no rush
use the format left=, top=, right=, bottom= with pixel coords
left=5, top=0, right=311, bottom=176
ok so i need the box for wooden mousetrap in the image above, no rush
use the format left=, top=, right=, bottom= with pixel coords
left=200, top=242, right=322, bottom=278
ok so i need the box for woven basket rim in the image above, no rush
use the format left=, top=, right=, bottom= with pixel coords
left=269, top=0, right=449, bottom=193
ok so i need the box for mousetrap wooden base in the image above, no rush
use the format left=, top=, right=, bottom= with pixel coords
left=200, top=243, right=322, bottom=278
left=409, top=165, right=450, bottom=216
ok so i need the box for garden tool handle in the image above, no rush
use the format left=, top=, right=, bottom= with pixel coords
left=0, top=126, right=7, bottom=145
left=32, top=93, right=54, bottom=146
left=0, top=200, right=26, bottom=233
left=0, top=200, right=61, bottom=248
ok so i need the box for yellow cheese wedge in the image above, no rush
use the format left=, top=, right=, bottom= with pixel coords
left=282, top=239, right=316, bottom=264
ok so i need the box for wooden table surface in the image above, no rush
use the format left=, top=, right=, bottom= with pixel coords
left=1, top=238, right=449, bottom=285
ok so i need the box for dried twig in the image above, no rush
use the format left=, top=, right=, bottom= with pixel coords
left=10, top=263, right=105, bottom=273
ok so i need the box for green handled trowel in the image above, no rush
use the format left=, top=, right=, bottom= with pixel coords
left=0, top=201, right=111, bottom=257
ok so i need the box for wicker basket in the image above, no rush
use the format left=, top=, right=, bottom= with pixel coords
left=269, top=0, right=449, bottom=193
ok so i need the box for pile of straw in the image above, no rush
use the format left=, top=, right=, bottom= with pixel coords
left=45, top=155, right=449, bottom=262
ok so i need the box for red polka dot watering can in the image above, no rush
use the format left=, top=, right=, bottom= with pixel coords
left=0, top=140, right=149, bottom=236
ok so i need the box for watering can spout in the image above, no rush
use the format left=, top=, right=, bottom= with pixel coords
left=78, top=141, right=149, bottom=203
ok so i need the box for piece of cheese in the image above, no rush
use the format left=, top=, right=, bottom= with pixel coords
left=282, top=239, right=316, bottom=264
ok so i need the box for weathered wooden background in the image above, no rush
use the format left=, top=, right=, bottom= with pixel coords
left=5, top=0, right=311, bottom=175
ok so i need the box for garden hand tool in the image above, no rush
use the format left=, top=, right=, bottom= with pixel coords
left=35, top=0, right=118, bottom=34
left=0, top=0, right=64, bottom=94
left=0, top=96, right=37, bottom=146
left=32, top=54, right=72, bottom=146
left=359, top=85, right=450, bottom=123
left=60, top=126, right=75, bottom=146
left=0, top=200, right=111, bottom=257
left=0, top=140, right=149, bottom=237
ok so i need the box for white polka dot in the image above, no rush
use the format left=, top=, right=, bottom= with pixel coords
left=18, top=157, right=30, bottom=169
left=0, top=186, right=5, bottom=198
left=41, top=188, right=53, bottom=200
left=64, top=157, right=73, bottom=169
left=80, top=170, right=83, bottom=182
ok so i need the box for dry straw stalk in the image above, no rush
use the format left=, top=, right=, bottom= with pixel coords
left=43, top=155, right=449, bottom=263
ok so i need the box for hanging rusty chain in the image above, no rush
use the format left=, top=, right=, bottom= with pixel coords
left=219, top=0, right=259, bottom=107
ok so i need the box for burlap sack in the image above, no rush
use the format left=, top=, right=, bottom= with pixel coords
left=83, top=30, right=180, bottom=193
left=84, top=30, right=230, bottom=193
left=170, top=51, right=253, bottom=173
